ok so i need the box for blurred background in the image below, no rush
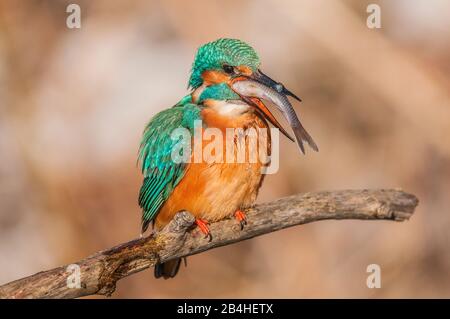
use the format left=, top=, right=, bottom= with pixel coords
left=1, top=0, right=449, bottom=298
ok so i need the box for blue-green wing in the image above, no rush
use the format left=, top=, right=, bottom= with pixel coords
left=138, top=102, right=200, bottom=232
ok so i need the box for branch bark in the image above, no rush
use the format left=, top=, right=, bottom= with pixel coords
left=0, top=189, right=418, bottom=299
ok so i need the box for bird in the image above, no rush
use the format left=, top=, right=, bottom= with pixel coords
left=138, top=38, right=318, bottom=279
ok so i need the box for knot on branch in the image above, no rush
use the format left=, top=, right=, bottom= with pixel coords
left=161, top=210, right=196, bottom=234
left=156, top=210, right=195, bottom=261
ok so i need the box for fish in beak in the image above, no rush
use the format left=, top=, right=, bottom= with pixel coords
left=231, top=69, right=318, bottom=154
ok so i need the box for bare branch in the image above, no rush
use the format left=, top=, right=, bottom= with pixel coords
left=0, top=189, right=418, bottom=299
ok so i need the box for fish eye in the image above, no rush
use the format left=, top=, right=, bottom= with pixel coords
left=222, top=64, right=235, bottom=75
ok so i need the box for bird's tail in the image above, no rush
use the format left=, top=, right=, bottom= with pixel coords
left=154, top=258, right=182, bottom=279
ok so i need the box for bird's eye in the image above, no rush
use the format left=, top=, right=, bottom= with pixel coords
left=223, top=64, right=235, bottom=74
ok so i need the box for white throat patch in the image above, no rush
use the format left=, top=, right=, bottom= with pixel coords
left=210, top=100, right=250, bottom=117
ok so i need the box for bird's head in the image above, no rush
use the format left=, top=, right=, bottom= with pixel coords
left=188, top=38, right=318, bottom=154
left=189, top=38, right=260, bottom=90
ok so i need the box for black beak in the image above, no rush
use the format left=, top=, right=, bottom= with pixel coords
left=251, top=69, right=302, bottom=102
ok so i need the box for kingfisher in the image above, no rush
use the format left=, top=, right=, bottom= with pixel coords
left=138, top=38, right=318, bottom=279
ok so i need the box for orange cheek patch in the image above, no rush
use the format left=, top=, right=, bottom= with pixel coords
left=236, top=65, right=253, bottom=76
left=202, top=70, right=230, bottom=85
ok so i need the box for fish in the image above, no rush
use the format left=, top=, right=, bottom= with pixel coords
left=231, top=79, right=318, bottom=154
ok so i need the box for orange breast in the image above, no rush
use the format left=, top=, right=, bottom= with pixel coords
left=154, top=107, right=271, bottom=229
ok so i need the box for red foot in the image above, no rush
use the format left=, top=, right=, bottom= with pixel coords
left=234, top=210, right=248, bottom=230
left=195, top=219, right=212, bottom=241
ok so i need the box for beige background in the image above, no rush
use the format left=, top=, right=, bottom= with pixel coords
left=0, top=0, right=449, bottom=297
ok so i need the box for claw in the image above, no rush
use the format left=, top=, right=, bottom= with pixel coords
left=195, top=218, right=212, bottom=241
left=234, top=210, right=247, bottom=230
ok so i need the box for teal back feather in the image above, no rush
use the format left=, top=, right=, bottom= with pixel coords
left=138, top=101, right=201, bottom=231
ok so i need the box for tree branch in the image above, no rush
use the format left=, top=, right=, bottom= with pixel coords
left=0, top=189, right=418, bottom=299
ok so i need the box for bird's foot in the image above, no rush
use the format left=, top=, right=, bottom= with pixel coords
left=234, top=210, right=247, bottom=230
left=195, top=218, right=212, bottom=241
